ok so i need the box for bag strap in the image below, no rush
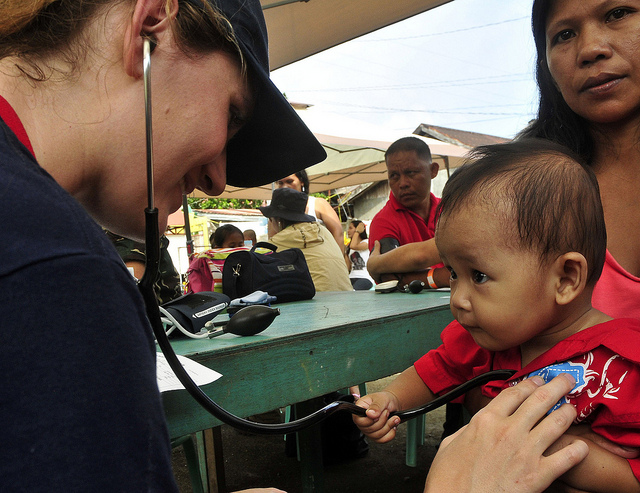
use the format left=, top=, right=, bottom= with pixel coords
left=252, top=241, right=278, bottom=253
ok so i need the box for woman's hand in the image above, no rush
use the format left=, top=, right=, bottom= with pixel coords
left=424, top=374, right=589, bottom=493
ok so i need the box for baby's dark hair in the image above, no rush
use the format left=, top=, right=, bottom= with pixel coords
left=210, top=224, right=243, bottom=248
left=436, top=139, right=606, bottom=286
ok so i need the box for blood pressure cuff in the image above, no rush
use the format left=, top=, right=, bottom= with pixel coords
left=161, top=291, right=230, bottom=334
left=378, top=237, right=400, bottom=254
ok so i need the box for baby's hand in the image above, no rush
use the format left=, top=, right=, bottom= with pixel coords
left=353, top=391, right=402, bottom=443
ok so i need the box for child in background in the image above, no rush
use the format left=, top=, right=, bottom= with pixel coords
left=211, top=224, right=245, bottom=248
left=243, top=229, right=257, bottom=247
left=187, top=224, right=261, bottom=293
left=354, top=139, right=640, bottom=492
left=346, top=220, right=375, bottom=290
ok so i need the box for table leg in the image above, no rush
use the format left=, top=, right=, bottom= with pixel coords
left=204, top=427, right=226, bottom=493
left=293, top=398, right=325, bottom=493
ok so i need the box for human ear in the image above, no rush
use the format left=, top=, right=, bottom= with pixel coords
left=553, top=252, right=588, bottom=306
left=430, top=162, right=440, bottom=179
left=123, top=0, right=179, bottom=78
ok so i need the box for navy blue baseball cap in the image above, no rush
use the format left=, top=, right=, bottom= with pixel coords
left=183, top=0, right=326, bottom=187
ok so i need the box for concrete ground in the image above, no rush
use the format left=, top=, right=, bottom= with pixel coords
left=171, top=376, right=446, bottom=493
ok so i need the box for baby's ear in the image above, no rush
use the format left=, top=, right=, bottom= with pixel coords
left=553, top=252, right=588, bottom=305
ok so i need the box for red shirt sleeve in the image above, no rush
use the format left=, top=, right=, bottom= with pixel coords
left=414, top=321, right=492, bottom=397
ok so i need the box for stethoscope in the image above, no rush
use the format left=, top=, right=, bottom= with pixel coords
left=138, top=38, right=516, bottom=435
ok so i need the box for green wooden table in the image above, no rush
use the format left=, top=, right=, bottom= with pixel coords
left=161, top=290, right=453, bottom=492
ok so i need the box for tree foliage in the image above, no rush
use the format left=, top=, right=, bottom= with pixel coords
left=187, top=193, right=330, bottom=210
left=187, top=197, right=262, bottom=210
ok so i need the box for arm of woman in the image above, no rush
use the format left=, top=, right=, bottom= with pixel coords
left=349, top=232, right=369, bottom=252
left=424, top=374, right=589, bottom=493
left=562, top=425, right=639, bottom=459
left=544, top=434, right=640, bottom=493
left=345, top=246, right=352, bottom=271
left=313, top=196, right=345, bottom=254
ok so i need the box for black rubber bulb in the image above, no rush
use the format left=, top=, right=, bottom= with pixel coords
left=408, top=279, right=425, bottom=294
left=224, top=305, right=280, bottom=336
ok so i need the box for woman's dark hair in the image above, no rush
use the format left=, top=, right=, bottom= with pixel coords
left=350, top=220, right=368, bottom=240
left=211, top=224, right=243, bottom=248
left=294, top=169, right=310, bottom=194
left=517, top=0, right=595, bottom=164
left=436, top=139, right=607, bottom=286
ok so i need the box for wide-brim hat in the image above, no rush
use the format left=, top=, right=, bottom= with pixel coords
left=259, top=188, right=316, bottom=223
left=184, top=0, right=326, bottom=187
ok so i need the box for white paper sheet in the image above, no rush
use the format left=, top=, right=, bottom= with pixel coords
left=156, top=352, right=222, bottom=393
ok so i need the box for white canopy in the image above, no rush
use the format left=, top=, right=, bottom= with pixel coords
left=262, top=0, right=453, bottom=70
left=189, top=1, right=467, bottom=201
left=307, top=133, right=468, bottom=192
left=193, top=128, right=469, bottom=201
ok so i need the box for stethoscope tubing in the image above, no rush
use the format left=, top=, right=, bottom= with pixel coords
left=150, top=287, right=515, bottom=434
left=139, top=38, right=516, bottom=436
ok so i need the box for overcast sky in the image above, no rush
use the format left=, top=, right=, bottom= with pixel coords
left=271, top=0, right=538, bottom=140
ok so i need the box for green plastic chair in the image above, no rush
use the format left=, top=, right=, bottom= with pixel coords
left=171, top=432, right=207, bottom=493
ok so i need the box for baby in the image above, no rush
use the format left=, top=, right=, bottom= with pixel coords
left=354, top=139, right=640, bottom=492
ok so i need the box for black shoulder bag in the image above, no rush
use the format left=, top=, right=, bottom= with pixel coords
left=222, top=241, right=315, bottom=303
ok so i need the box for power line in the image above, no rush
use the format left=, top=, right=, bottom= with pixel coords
left=288, top=73, right=532, bottom=94
left=361, top=16, right=529, bottom=42
left=315, top=99, right=528, bottom=117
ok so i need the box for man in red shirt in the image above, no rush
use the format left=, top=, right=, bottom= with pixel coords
left=368, top=136, right=448, bottom=287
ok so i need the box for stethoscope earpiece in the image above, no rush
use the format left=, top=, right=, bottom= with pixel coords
left=142, top=34, right=157, bottom=54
